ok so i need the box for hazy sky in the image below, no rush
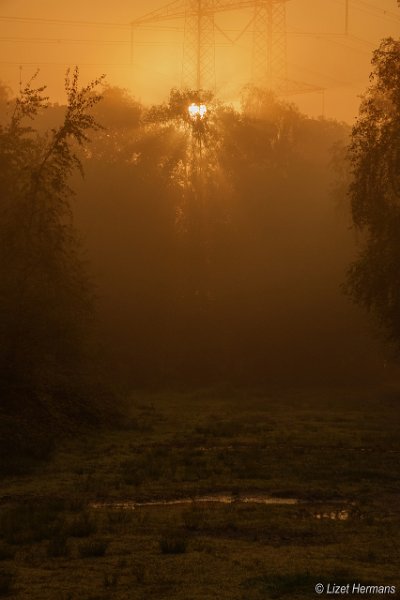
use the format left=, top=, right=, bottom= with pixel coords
left=0, top=0, right=399, bottom=122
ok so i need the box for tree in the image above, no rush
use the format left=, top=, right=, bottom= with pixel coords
left=0, top=68, right=104, bottom=405
left=346, top=38, right=400, bottom=347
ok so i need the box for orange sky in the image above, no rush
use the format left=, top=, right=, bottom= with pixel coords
left=0, top=0, right=399, bottom=122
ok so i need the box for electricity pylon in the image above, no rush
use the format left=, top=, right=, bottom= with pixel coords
left=182, top=1, right=216, bottom=91
left=252, top=0, right=287, bottom=89
left=131, top=0, right=322, bottom=97
left=131, top=0, right=290, bottom=93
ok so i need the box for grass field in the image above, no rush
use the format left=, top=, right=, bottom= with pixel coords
left=0, top=385, right=399, bottom=599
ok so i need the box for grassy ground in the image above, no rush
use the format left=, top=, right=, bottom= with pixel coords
left=0, top=385, right=399, bottom=599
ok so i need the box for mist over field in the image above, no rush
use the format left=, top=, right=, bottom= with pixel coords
left=0, top=1, right=399, bottom=598
left=68, top=86, right=384, bottom=387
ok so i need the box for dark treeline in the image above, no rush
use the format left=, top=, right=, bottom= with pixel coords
left=0, top=78, right=387, bottom=422
left=69, top=86, right=384, bottom=387
left=0, top=72, right=117, bottom=471
left=0, top=75, right=389, bottom=469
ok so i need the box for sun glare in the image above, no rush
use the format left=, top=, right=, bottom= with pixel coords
left=188, top=103, right=207, bottom=119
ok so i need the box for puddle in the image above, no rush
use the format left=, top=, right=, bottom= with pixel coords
left=90, top=494, right=355, bottom=521
left=314, top=510, right=350, bottom=521
left=90, top=493, right=299, bottom=510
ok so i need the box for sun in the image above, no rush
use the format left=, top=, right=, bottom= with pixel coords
left=188, top=103, right=207, bottom=119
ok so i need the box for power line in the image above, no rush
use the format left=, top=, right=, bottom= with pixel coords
left=0, top=1, right=393, bottom=100
left=0, top=17, right=183, bottom=32
left=348, top=33, right=375, bottom=47
left=0, top=37, right=184, bottom=46
left=0, top=37, right=129, bottom=45
left=289, top=61, right=350, bottom=86
left=352, top=0, right=400, bottom=22
left=287, top=30, right=374, bottom=55
left=0, top=37, right=235, bottom=50
left=0, top=58, right=364, bottom=93
left=0, top=15, right=130, bottom=28
left=0, top=61, right=133, bottom=65
left=327, top=0, right=400, bottom=24
left=0, top=32, right=375, bottom=64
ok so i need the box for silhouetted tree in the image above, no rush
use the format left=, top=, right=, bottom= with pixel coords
left=0, top=68, right=104, bottom=404
left=346, top=38, right=400, bottom=348
left=75, top=85, right=367, bottom=386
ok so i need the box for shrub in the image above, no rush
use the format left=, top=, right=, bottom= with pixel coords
left=67, top=513, right=96, bottom=538
left=0, top=69, right=104, bottom=420
left=67, top=497, right=85, bottom=513
left=0, top=570, right=14, bottom=596
left=0, top=544, right=14, bottom=562
left=47, top=535, right=69, bottom=558
left=0, top=502, right=64, bottom=545
left=103, top=572, right=118, bottom=588
left=132, top=562, right=148, bottom=584
left=182, top=506, right=207, bottom=531
left=159, top=530, right=188, bottom=555
left=106, top=509, right=135, bottom=528
left=243, top=572, right=322, bottom=598
left=78, top=539, right=108, bottom=558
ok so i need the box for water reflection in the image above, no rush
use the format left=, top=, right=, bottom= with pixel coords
left=314, top=509, right=350, bottom=521
left=90, top=493, right=298, bottom=510
left=90, top=494, right=355, bottom=521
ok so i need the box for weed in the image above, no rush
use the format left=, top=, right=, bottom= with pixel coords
left=0, top=388, right=398, bottom=598
left=242, top=572, right=317, bottom=598
left=160, top=529, right=188, bottom=554
left=182, top=506, right=207, bottom=531
left=47, top=535, right=69, bottom=558
left=0, top=544, right=14, bottom=562
left=103, top=571, right=118, bottom=588
left=0, top=570, right=14, bottom=596
left=120, top=450, right=164, bottom=486
left=67, top=513, right=96, bottom=538
left=132, top=562, right=148, bottom=584
left=0, top=501, right=64, bottom=545
left=78, top=539, right=108, bottom=558
left=117, top=558, right=127, bottom=569
left=67, top=496, right=85, bottom=513
left=106, top=509, right=135, bottom=528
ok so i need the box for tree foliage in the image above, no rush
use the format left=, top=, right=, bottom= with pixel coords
left=346, top=38, right=400, bottom=347
left=0, top=68, right=104, bottom=404
left=73, top=84, right=367, bottom=386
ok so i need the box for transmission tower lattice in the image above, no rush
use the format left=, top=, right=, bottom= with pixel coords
left=131, top=0, right=323, bottom=97
left=182, top=0, right=216, bottom=92
left=252, top=0, right=287, bottom=90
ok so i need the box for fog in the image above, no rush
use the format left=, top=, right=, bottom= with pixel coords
left=0, top=9, right=399, bottom=589
left=0, top=0, right=399, bottom=122
left=60, top=85, right=384, bottom=387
